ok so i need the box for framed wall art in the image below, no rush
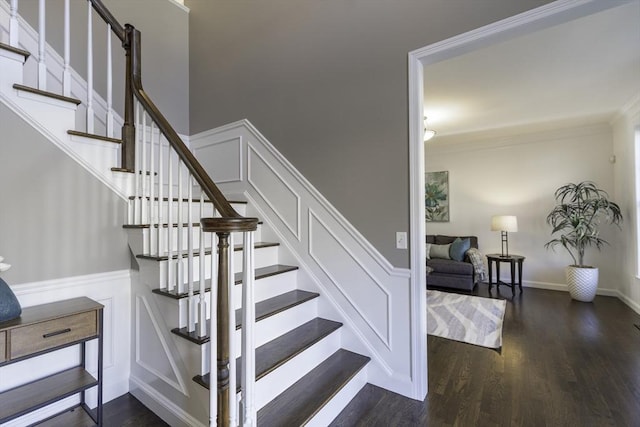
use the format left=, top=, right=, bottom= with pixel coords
left=425, top=171, right=449, bottom=222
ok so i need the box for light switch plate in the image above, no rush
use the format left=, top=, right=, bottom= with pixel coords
left=396, top=232, right=407, bottom=249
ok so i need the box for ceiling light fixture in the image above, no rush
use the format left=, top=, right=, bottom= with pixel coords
left=423, top=117, right=436, bottom=142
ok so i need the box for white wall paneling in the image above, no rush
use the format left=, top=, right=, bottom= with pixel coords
left=0, top=270, right=131, bottom=426
left=191, top=120, right=415, bottom=398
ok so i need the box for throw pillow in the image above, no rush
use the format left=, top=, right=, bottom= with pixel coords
left=426, top=243, right=431, bottom=260
left=449, top=237, right=471, bottom=262
left=430, top=243, right=451, bottom=260
left=0, top=277, right=22, bottom=322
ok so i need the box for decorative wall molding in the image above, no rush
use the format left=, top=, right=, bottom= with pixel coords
left=135, top=295, right=189, bottom=395
left=191, top=119, right=414, bottom=397
left=248, top=144, right=301, bottom=241
left=308, top=210, right=391, bottom=348
left=191, top=135, right=243, bottom=184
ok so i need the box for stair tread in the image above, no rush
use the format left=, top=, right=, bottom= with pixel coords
left=135, top=241, right=279, bottom=261
left=13, top=84, right=82, bottom=105
left=152, top=264, right=299, bottom=299
left=257, top=349, right=370, bottom=426
left=171, top=290, right=319, bottom=344
left=67, top=130, right=122, bottom=144
left=193, top=318, right=343, bottom=391
left=0, top=42, right=30, bottom=59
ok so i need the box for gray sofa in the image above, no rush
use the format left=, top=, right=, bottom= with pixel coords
left=426, top=235, right=479, bottom=292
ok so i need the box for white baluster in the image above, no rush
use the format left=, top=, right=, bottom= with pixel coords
left=228, top=233, right=237, bottom=427
left=62, top=0, right=71, bottom=97
left=86, top=1, right=94, bottom=133
left=187, top=177, right=195, bottom=332
left=198, top=193, right=207, bottom=338
left=9, top=0, right=19, bottom=47
left=177, top=162, right=184, bottom=295
left=141, top=112, right=147, bottom=226
left=37, top=0, right=46, bottom=90
left=167, top=148, right=174, bottom=291
left=157, top=136, right=164, bottom=256
left=106, top=25, right=114, bottom=138
left=149, top=123, right=156, bottom=254
left=241, top=231, right=256, bottom=426
left=209, top=235, right=218, bottom=427
left=133, top=102, right=140, bottom=224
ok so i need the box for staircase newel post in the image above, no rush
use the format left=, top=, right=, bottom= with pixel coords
left=216, top=231, right=231, bottom=427
left=121, top=24, right=136, bottom=171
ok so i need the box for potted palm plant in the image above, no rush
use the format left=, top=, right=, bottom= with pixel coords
left=545, top=181, right=622, bottom=302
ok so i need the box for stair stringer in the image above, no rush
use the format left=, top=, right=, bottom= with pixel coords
left=191, top=120, right=418, bottom=399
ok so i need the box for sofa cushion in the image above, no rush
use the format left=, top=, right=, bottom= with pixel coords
left=449, top=237, right=471, bottom=262
left=430, top=243, right=451, bottom=260
left=427, top=258, right=474, bottom=275
left=431, top=235, right=478, bottom=249
left=426, top=243, right=431, bottom=260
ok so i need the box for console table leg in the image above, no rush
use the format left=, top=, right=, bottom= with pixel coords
left=488, top=260, right=494, bottom=290
left=518, top=260, right=524, bottom=292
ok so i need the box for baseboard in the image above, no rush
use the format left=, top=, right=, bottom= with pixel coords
left=616, top=291, right=640, bottom=315
left=521, top=280, right=638, bottom=312
left=129, top=376, right=207, bottom=427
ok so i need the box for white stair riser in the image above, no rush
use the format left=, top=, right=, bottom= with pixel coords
left=251, top=330, right=341, bottom=411
left=305, top=365, right=368, bottom=427
left=136, top=246, right=280, bottom=289
left=233, top=298, right=318, bottom=359
left=128, top=225, right=263, bottom=256
left=0, top=54, right=25, bottom=91
left=130, top=200, right=216, bottom=225
left=155, top=270, right=300, bottom=329
left=169, top=297, right=320, bottom=378
left=232, top=270, right=298, bottom=310
left=67, top=134, right=119, bottom=175
left=12, top=89, right=77, bottom=140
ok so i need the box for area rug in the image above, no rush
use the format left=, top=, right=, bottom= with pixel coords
left=427, top=290, right=506, bottom=349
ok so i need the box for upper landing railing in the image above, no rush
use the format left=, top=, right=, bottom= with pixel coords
left=5, top=1, right=258, bottom=425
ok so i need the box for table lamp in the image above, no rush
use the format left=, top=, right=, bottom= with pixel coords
left=491, top=215, right=518, bottom=257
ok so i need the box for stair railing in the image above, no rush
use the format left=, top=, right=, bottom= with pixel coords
left=4, top=1, right=258, bottom=425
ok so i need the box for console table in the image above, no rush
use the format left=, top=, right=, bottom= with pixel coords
left=0, top=297, right=103, bottom=426
left=486, top=254, right=525, bottom=294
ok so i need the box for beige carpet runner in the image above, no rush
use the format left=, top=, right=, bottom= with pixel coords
left=427, top=289, right=506, bottom=349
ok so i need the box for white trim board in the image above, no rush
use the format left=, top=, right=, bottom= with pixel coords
left=407, top=0, right=634, bottom=400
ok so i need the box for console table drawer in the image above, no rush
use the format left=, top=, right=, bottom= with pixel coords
left=10, top=311, right=97, bottom=359
left=0, top=331, right=5, bottom=363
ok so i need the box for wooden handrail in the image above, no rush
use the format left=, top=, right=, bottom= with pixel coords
left=89, top=1, right=254, bottom=230
left=126, top=26, right=257, bottom=230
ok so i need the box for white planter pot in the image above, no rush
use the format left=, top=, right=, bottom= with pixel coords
left=565, top=266, right=599, bottom=302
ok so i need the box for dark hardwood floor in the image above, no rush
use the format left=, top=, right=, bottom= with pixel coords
left=102, top=393, right=168, bottom=427
left=331, top=285, right=640, bottom=427
left=105, top=285, right=640, bottom=426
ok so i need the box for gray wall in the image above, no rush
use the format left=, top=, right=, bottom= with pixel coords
left=0, top=103, right=130, bottom=284
left=185, top=0, right=553, bottom=268
left=12, top=0, right=190, bottom=135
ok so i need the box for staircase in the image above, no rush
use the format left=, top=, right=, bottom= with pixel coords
left=0, top=1, right=370, bottom=425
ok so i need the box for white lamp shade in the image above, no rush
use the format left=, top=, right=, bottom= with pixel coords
left=491, top=215, right=518, bottom=232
